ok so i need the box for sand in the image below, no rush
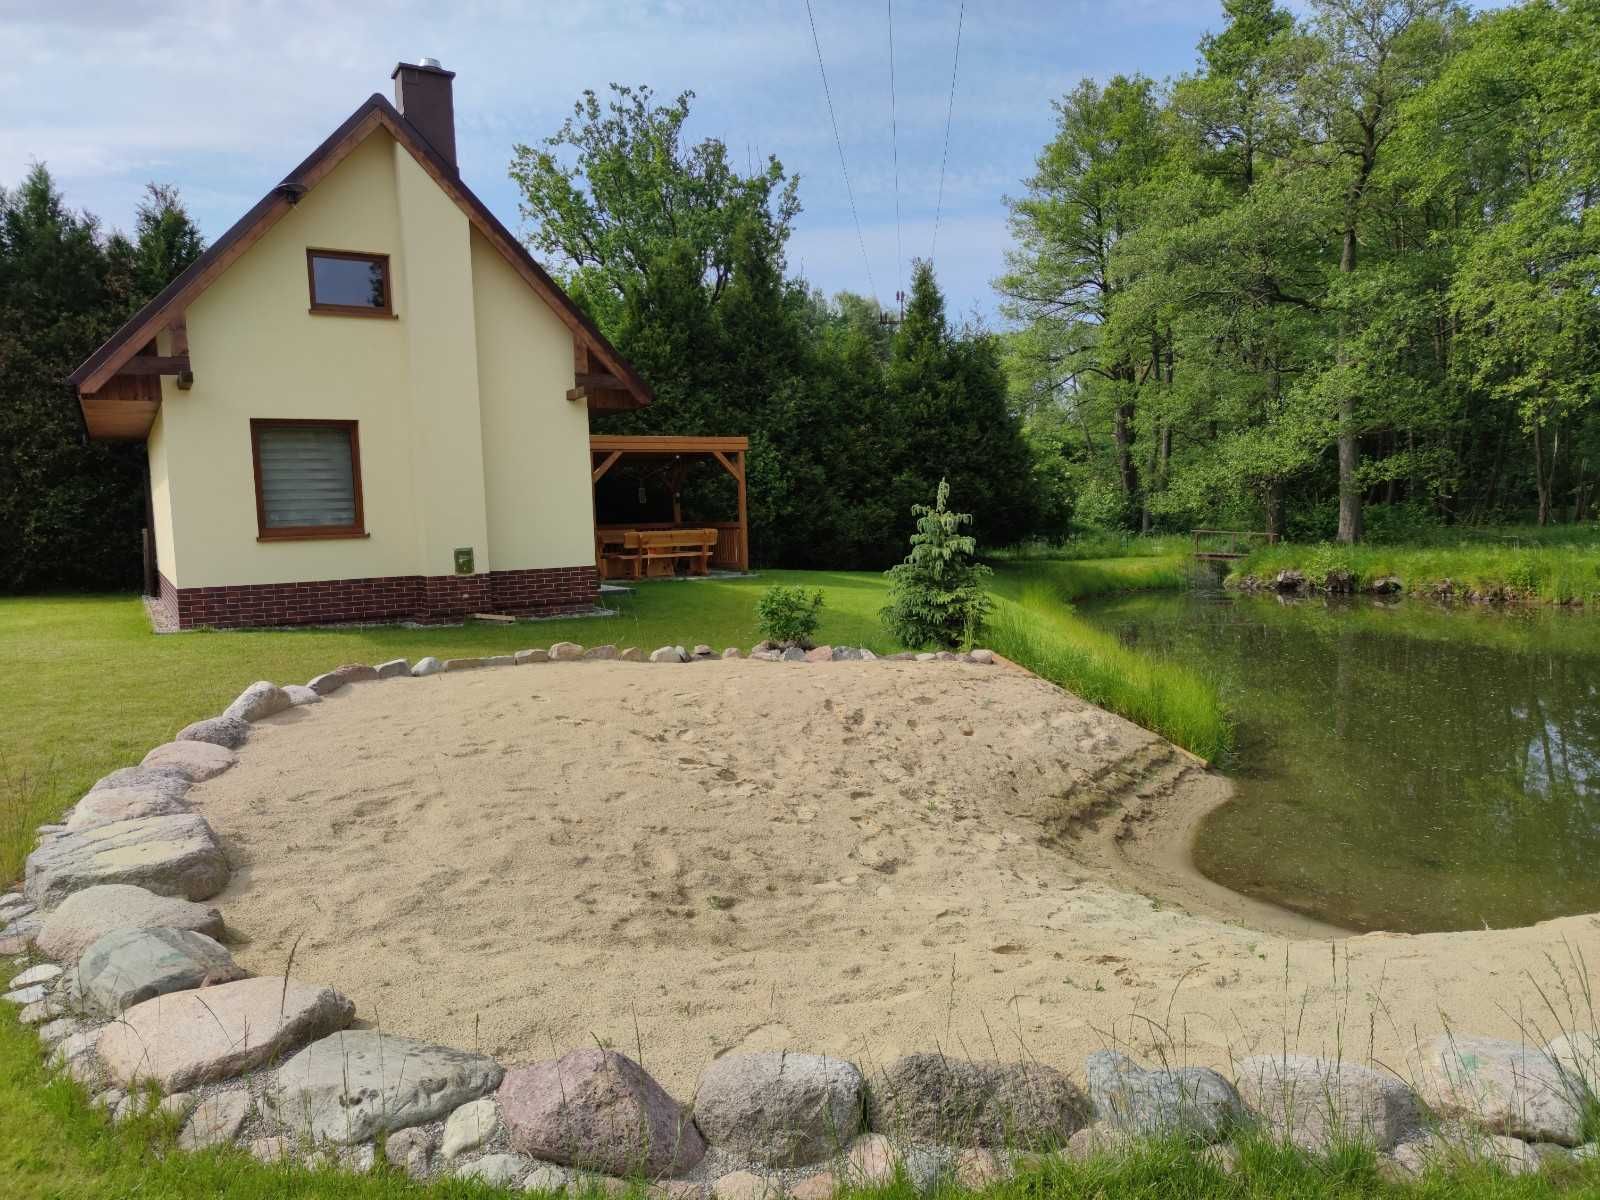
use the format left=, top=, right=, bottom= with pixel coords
left=194, top=659, right=1600, bottom=1096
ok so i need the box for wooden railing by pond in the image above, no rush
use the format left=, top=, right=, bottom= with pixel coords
left=1192, top=529, right=1280, bottom=561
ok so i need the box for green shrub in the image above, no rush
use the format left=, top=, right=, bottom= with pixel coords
left=754, top=584, right=825, bottom=647
left=881, top=479, right=994, bottom=650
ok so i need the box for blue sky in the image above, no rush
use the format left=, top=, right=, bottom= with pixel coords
left=5, top=1, right=1271, bottom=323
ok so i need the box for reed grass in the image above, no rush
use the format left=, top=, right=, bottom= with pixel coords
left=986, top=559, right=1233, bottom=764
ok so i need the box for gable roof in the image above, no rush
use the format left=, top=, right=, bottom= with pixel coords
left=69, top=93, right=651, bottom=430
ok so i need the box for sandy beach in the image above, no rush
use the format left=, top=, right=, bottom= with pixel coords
left=193, top=659, right=1600, bottom=1095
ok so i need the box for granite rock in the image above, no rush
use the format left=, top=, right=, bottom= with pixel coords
left=1423, top=1035, right=1582, bottom=1145
left=66, top=786, right=193, bottom=832
left=178, top=1089, right=253, bottom=1150
left=176, top=715, right=252, bottom=750
left=498, top=1048, right=705, bottom=1176
left=140, top=741, right=237, bottom=782
left=267, top=1029, right=505, bottom=1144
left=222, top=681, right=292, bottom=722
left=35, top=884, right=224, bottom=960
left=866, top=1055, right=1090, bottom=1148
left=693, top=1051, right=863, bottom=1166
left=97, top=976, right=354, bottom=1091
left=24, top=812, right=229, bottom=906
left=1237, top=1055, right=1422, bottom=1151
left=1084, top=1050, right=1243, bottom=1141
left=74, top=925, right=245, bottom=1014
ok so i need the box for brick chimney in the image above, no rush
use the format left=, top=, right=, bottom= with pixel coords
left=391, top=59, right=457, bottom=170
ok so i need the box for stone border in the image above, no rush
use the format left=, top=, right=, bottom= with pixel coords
left=5, top=647, right=1599, bottom=1191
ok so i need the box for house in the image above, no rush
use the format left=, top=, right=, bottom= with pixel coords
left=69, top=60, right=657, bottom=629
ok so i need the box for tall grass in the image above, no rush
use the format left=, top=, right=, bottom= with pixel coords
left=1235, top=541, right=1600, bottom=604
left=987, top=559, right=1233, bottom=764
left=991, top=532, right=1193, bottom=562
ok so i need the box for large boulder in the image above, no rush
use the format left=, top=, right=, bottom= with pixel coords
left=24, top=813, right=229, bottom=906
left=223, top=681, right=291, bottom=722
left=1236, top=1055, right=1422, bottom=1151
left=866, top=1055, right=1091, bottom=1148
left=1085, top=1051, right=1243, bottom=1141
left=73, top=926, right=245, bottom=1014
left=1547, top=1033, right=1600, bottom=1092
left=497, top=1048, right=704, bottom=1177
left=34, top=884, right=224, bottom=961
left=66, top=787, right=192, bottom=832
left=88, top=767, right=191, bottom=802
left=1422, top=1035, right=1583, bottom=1145
left=693, top=1052, right=864, bottom=1166
left=97, top=976, right=354, bottom=1091
left=308, top=664, right=380, bottom=694
left=140, top=741, right=237, bottom=782
left=175, top=716, right=252, bottom=750
left=266, top=1030, right=505, bottom=1144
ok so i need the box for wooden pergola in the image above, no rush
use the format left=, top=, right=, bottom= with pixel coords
left=590, top=435, right=750, bottom=572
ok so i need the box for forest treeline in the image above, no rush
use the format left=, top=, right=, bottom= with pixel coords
left=1001, top=0, right=1600, bottom=542
left=3, top=0, right=1596, bottom=590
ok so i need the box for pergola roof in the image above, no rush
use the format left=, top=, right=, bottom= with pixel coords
left=589, top=435, right=748, bottom=456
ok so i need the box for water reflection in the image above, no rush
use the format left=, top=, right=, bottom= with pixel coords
left=1078, top=590, right=1600, bottom=933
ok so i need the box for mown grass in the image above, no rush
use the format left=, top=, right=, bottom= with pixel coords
left=1234, top=540, right=1600, bottom=605
left=987, top=558, right=1233, bottom=764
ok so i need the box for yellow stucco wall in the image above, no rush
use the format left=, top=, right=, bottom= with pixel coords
left=147, top=408, right=176, bottom=584
left=470, top=227, right=594, bottom=569
left=148, top=126, right=594, bottom=590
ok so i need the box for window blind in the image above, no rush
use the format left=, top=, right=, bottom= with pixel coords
left=257, top=424, right=357, bottom=528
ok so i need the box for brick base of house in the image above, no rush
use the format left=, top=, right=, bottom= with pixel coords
left=156, top=565, right=599, bottom=630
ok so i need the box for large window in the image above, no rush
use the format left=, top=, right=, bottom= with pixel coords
left=306, top=249, right=392, bottom=316
left=250, top=419, right=365, bottom=540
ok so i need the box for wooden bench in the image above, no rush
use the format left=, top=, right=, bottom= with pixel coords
left=638, top=528, right=716, bottom=577
left=596, top=530, right=643, bottom=580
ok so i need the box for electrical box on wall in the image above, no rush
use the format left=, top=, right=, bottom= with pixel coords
left=453, top=547, right=474, bottom=575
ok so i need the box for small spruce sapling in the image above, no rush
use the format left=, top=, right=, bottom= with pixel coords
left=881, top=478, right=993, bottom=650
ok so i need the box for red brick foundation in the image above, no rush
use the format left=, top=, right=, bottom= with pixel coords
left=159, top=565, right=598, bottom=630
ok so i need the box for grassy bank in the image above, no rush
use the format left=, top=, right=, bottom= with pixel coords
left=1233, top=539, right=1600, bottom=605
left=987, top=558, right=1233, bottom=764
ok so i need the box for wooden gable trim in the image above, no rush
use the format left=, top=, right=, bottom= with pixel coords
left=69, top=94, right=651, bottom=428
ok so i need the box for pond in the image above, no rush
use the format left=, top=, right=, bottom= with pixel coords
left=1075, top=587, right=1600, bottom=934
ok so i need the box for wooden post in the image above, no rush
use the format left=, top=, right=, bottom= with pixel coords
left=736, top=451, right=749, bottom=572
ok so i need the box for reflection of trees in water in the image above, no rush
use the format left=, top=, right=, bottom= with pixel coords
left=1085, top=594, right=1600, bottom=932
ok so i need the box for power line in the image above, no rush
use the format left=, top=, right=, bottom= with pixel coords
left=932, top=0, right=965, bottom=263
left=803, top=0, right=878, bottom=302
left=887, top=0, right=903, bottom=305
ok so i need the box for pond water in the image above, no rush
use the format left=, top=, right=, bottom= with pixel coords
left=1075, top=587, right=1600, bottom=934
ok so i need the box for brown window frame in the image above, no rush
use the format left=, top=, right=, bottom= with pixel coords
left=250, top=418, right=368, bottom=542
left=305, top=248, right=395, bottom=318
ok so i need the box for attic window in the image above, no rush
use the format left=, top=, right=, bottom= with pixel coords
left=307, top=249, right=393, bottom=316
left=251, top=419, right=366, bottom=540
